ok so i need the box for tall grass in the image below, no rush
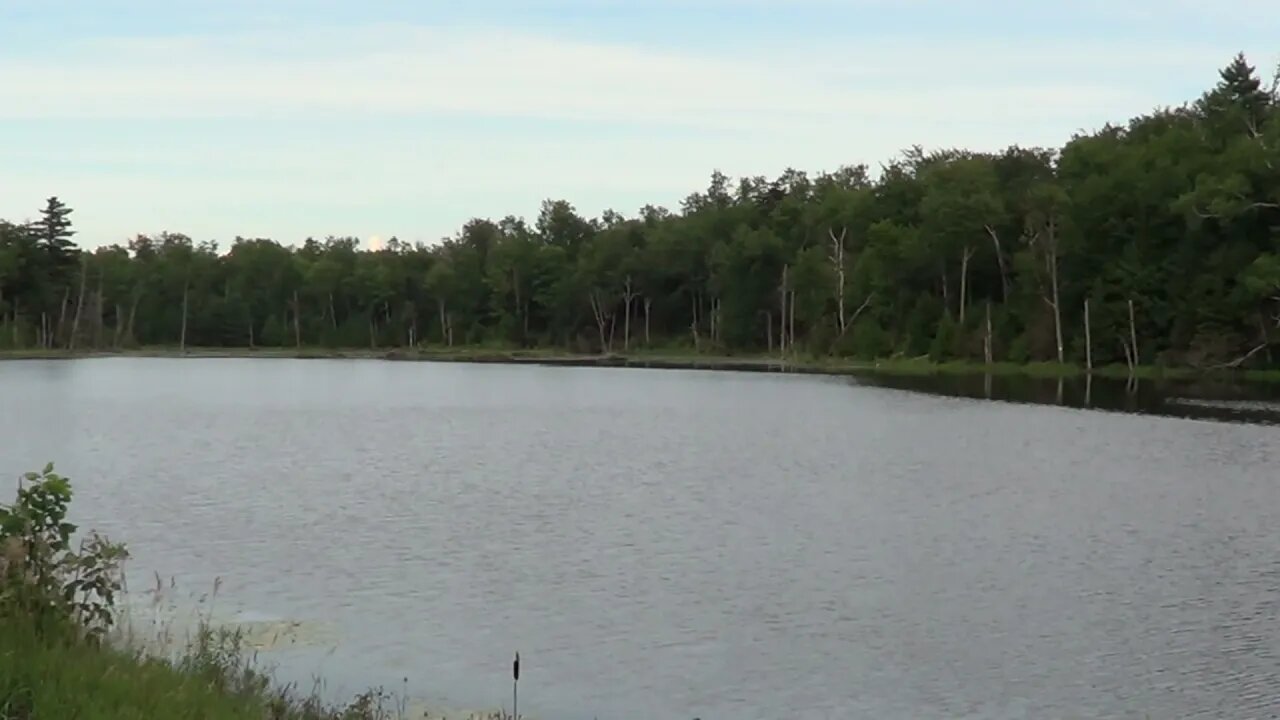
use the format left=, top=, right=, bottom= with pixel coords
left=0, top=464, right=478, bottom=720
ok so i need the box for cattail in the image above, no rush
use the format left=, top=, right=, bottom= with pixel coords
left=512, top=651, right=520, bottom=719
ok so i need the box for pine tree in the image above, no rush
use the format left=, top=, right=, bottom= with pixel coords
left=1207, top=53, right=1272, bottom=129
left=33, top=196, right=78, bottom=274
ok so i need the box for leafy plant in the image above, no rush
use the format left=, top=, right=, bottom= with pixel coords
left=0, top=463, right=128, bottom=641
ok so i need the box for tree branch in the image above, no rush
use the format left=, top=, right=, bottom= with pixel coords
left=1212, top=341, right=1272, bottom=369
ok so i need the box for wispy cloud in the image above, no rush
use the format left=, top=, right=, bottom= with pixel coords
left=2, top=26, right=1162, bottom=128
left=1, top=1, right=1277, bottom=245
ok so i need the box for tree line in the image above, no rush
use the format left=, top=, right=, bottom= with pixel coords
left=2, top=54, right=1279, bottom=369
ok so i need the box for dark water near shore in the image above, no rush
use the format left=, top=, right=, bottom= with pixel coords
left=857, top=370, right=1280, bottom=426
left=2, top=358, right=1279, bottom=719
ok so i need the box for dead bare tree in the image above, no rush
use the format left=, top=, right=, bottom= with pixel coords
left=829, top=227, right=848, bottom=334
left=436, top=298, right=449, bottom=345
left=93, top=271, right=105, bottom=349
left=125, top=285, right=143, bottom=347
left=179, top=279, right=189, bottom=352
left=690, top=292, right=701, bottom=350
left=113, top=303, right=124, bottom=348
left=779, top=265, right=789, bottom=355
left=56, top=287, right=69, bottom=348
left=292, top=290, right=302, bottom=348
left=1128, top=298, right=1139, bottom=371
left=985, top=224, right=1010, bottom=301
left=643, top=297, right=652, bottom=346
left=588, top=289, right=613, bottom=353
left=788, top=288, right=796, bottom=351
left=1120, top=335, right=1136, bottom=377
left=1027, top=215, right=1064, bottom=364
left=1215, top=342, right=1271, bottom=369
left=622, top=275, right=637, bottom=352
left=1084, top=298, right=1093, bottom=373
left=68, top=256, right=89, bottom=350
left=984, top=302, right=993, bottom=365
left=958, top=245, right=976, bottom=325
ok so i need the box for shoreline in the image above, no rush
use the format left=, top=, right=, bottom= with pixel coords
left=2, top=346, right=1278, bottom=383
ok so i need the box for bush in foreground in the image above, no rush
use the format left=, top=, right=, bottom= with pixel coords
left=0, top=465, right=405, bottom=720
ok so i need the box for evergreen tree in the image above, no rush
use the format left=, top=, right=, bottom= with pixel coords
left=32, top=196, right=79, bottom=281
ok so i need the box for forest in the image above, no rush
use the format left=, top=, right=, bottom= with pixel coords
left=2, top=54, right=1279, bottom=371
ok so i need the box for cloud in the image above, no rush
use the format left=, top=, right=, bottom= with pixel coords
left=2, top=11, right=1276, bottom=244
left=0, top=23, right=1203, bottom=129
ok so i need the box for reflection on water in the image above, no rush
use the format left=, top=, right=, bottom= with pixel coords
left=851, top=371, right=1280, bottom=426
left=2, top=358, right=1280, bottom=719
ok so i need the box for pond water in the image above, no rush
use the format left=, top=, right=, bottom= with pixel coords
left=2, top=358, right=1278, bottom=719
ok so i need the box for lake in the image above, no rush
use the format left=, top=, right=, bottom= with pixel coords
left=2, top=357, right=1279, bottom=719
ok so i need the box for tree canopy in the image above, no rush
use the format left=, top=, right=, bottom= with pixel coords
left=3, top=55, right=1279, bottom=369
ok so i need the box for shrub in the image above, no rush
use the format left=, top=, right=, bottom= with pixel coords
left=0, top=463, right=128, bottom=641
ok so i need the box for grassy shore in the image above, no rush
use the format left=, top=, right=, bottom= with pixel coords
left=1, top=610, right=507, bottom=720
left=3, top=344, right=1279, bottom=384
left=0, top=616, right=348, bottom=720
left=0, top=463, right=496, bottom=720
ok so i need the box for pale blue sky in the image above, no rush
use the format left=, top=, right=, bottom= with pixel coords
left=2, top=0, right=1277, bottom=248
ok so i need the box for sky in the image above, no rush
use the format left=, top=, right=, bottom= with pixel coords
left=1, top=1, right=1278, bottom=249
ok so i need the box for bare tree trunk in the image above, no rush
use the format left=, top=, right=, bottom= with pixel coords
left=369, top=316, right=376, bottom=349
left=40, top=312, right=47, bottom=349
left=126, top=290, right=142, bottom=346
left=644, top=297, right=652, bottom=346
left=179, top=280, right=189, bottom=352
left=789, top=290, right=797, bottom=351
left=293, top=290, right=302, bottom=348
left=1128, top=298, right=1139, bottom=371
left=328, top=293, right=338, bottom=332
left=831, top=293, right=876, bottom=351
left=984, top=301, right=993, bottom=365
left=589, top=292, right=610, bottom=352
left=438, top=300, right=448, bottom=344
left=765, top=311, right=773, bottom=353
left=1049, top=247, right=1063, bottom=365
left=780, top=265, right=789, bottom=355
left=608, top=308, right=617, bottom=351
left=959, top=245, right=974, bottom=325
left=512, top=267, right=523, bottom=345
left=622, top=275, right=634, bottom=352
left=94, top=271, right=105, bottom=349
left=1084, top=298, right=1093, bottom=372
left=446, top=313, right=454, bottom=347
left=1120, top=335, right=1136, bottom=377
left=57, top=287, right=70, bottom=347
left=690, top=293, right=700, bottom=350
left=11, top=301, right=18, bottom=347
left=69, top=257, right=89, bottom=350
left=986, top=225, right=1010, bottom=301
left=114, top=303, right=124, bottom=348
left=248, top=319, right=255, bottom=349
left=711, top=298, right=721, bottom=345
left=940, top=261, right=950, bottom=316
left=829, top=227, right=847, bottom=333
